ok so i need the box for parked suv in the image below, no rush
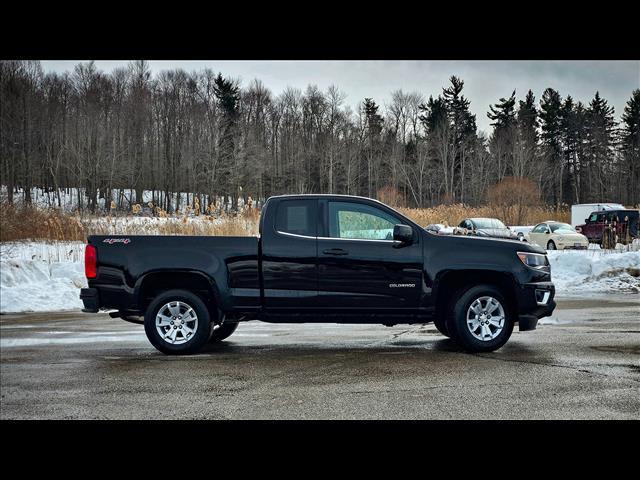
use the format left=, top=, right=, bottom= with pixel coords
left=576, top=209, right=639, bottom=246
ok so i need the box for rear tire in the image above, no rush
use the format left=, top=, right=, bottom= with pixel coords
left=546, top=240, right=556, bottom=250
left=447, top=285, right=514, bottom=353
left=208, top=321, right=239, bottom=343
left=144, top=289, right=212, bottom=355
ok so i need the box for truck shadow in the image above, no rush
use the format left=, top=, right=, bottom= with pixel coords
left=196, top=335, right=540, bottom=358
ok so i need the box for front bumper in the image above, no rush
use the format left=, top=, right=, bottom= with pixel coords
left=559, top=244, right=588, bottom=250
left=80, top=288, right=99, bottom=313
left=516, top=281, right=556, bottom=331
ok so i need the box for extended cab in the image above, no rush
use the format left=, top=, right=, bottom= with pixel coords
left=80, top=195, right=556, bottom=354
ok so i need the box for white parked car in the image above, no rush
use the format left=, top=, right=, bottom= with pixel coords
left=509, top=225, right=534, bottom=241
left=526, top=221, right=589, bottom=250
left=424, top=223, right=456, bottom=235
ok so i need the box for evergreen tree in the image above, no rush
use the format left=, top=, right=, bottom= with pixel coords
left=418, top=95, right=448, bottom=133
left=213, top=73, right=241, bottom=207
left=585, top=91, right=617, bottom=201
left=441, top=76, right=477, bottom=200
left=488, top=90, right=517, bottom=130
left=560, top=98, right=587, bottom=203
left=487, top=90, right=517, bottom=178
left=518, top=90, right=539, bottom=139
left=213, top=73, right=240, bottom=118
left=515, top=90, right=539, bottom=178
left=539, top=88, right=564, bottom=204
left=363, top=97, right=383, bottom=136
left=620, top=89, right=640, bottom=205
left=442, top=76, right=477, bottom=146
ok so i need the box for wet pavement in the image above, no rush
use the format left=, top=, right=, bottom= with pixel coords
left=1, top=295, right=639, bottom=419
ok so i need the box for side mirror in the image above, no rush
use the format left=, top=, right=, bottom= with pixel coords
left=393, top=224, right=413, bottom=244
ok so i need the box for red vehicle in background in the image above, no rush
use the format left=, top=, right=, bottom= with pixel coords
left=576, top=209, right=639, bottom=247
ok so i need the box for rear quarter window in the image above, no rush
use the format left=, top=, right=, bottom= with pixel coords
left=275, top=200, right=317, bottom=237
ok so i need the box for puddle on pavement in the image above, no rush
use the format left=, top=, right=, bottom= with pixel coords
left=590, top=345, right=640, bottom=355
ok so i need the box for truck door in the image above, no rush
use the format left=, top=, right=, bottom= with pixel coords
left=261, top=198, right=318, bottom=310
left=316, top=199, right=423, bottom=315
left=585, top=212, right=605, bottom=241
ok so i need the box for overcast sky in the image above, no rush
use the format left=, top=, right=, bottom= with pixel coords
left=40, top=60, right=639, bottom=134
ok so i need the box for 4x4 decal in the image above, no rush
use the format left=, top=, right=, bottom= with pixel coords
left=103, top=238, right=131, bottom=245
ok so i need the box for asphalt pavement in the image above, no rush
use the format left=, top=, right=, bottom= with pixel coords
left=1, top=295, right=638, bottom=419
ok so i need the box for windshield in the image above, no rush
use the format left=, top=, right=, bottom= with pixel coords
left=549, top=223, right=576, bottom=233
left=474, top=218, right=507, bottom=229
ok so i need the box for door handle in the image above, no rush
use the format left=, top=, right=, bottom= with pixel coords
left=323, top=248, right=349, bottom=256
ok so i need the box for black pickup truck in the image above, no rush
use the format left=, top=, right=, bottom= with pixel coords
left=81, top=195, right=555, bottom=354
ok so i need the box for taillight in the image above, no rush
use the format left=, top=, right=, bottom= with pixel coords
left=85, top=244, right=97, bottom=279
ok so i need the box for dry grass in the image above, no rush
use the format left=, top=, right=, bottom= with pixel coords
left=0, top=202, right=85, bottom=242
left=398, top=204, right=570, bottom=227
left=85, top=210, right=259, bottom=237
left=1, top=200, right=570, bottom=242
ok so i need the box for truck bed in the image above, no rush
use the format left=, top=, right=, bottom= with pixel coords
left=87, top=235, right=260, bottom=313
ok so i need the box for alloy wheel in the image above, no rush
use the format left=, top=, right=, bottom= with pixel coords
left=466, top=296, right=505, bottom=341
left=155, top=301, right=199, bottom=345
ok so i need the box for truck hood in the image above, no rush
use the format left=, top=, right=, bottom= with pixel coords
left=428, top=231, right=546, bottom=254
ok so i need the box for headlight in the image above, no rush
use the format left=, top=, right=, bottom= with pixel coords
left=517, top=251, right=550, bottom=271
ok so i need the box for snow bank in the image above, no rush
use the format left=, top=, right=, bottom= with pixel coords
left=0, top=242, right=87, bottom=313
left=548, top=250, right=640, bottom=295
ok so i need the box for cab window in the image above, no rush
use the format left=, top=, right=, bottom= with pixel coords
left=328, top=201, right=399, bottom=240
left=275, top=200, right=317, bottom=237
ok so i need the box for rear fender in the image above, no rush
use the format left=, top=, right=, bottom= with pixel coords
left=134, top=269, right=222, bottom=311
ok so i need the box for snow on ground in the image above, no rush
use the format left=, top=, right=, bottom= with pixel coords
left=1, top=241, right=638, bottom=314
left=547, top=249, right=640, bottom=295
left=1, top=185, right=264, bottom=213
left=0, top=242, right=87, bottom=313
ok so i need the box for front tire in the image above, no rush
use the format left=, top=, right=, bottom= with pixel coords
left=447, top=285, right=514, bottom=353
left=144, top=289, right=212, bottom=355
left=433, top=315, right=451, bottom=338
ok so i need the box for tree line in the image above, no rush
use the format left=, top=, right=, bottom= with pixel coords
left=1, top=60, right=638, bottom=213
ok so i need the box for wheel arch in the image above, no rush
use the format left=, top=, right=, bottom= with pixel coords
left=135, top=270, right=221, bottom=315
left=433, top=269, right=518, bottom=320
